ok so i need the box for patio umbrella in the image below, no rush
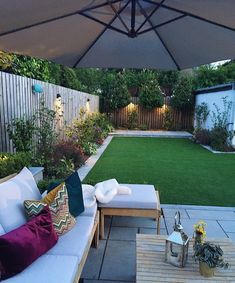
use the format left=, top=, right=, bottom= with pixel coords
left=0, top=0, right=235, bottom=70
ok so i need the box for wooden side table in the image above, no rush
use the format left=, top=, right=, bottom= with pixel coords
left=136, top=234, right=235, bottom=282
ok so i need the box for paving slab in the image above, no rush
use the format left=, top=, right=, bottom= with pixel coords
left=111, top=130, right=192, bottom=138
left=226, top=233, right=235, bottom=243
left=82, top=240, right=106, bottom=280
left=139, top=228, right=167, bottom=235
left=186, top=209, right=235, bottom=220
left=218, top=221, right=235, bottom=233
left=100, top=240, right=136, bottom=282
left=162, top=208, right=189, bottom=219
left=112, top=216, right=157, bottom=229
left=103, top=216, right=112, bottom=240
left=165, top=218, right=227, bottom=238
left=162, top=204, right=235, bottom=211
left=109, top=227, right=138, bottom=241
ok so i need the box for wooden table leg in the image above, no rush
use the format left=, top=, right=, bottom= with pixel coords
left=100, top=210, right=105, bottom=240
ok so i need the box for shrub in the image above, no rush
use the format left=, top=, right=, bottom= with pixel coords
left=195, top=102, right=209, bottom=130
left=139, top=76, right=164, bottom=109
left=163, top=108, right=174, bottom=130
left=52, top=140, right=85, bottom=169
left=194, top=129, right=211, bottom=145
left=66, top=111, right=113, bottom=154
left=0, top=152, right=32, bottom=178
left=210, top=126, right=229, bottom=151
left=171, top=75, right=193, bottom=110
left=127, top=110, right=138, bottom=129
left=7, top=116, right=35, bottom=152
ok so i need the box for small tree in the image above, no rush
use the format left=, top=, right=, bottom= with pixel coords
left=195, top=102, right=209, bottom=129
left=171, top=76, right=193, bottom=110
left=139, top=74, right=164, bottom=109
left=0, top=51, right=13, bottom=70
left=100, top=72, right=130, bottom=112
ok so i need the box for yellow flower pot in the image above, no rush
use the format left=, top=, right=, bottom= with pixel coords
left=199, top=262, right=215, bottom=277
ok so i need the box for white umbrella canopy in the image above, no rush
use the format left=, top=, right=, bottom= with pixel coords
left=0, top=0, right=235, bottom=70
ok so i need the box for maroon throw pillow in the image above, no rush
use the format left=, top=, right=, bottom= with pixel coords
left=0, top=206, right=58, bottom=280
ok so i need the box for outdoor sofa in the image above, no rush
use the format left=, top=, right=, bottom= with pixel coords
left=0, top=168, right=99, bottom=283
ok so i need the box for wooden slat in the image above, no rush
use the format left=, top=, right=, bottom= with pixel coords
left=136, top=234, right=235, bottom=283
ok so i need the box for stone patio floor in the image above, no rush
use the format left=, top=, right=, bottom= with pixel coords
left=82, top=204, right=235, bottom=283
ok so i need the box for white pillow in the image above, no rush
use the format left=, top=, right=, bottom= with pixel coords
left=82, top=184, right=96, bottom=208
left=0, top=167, right=41, bottom=232
left=0, top=224, right=5, bottom=236
left=95, top=179, right=119, bottom=204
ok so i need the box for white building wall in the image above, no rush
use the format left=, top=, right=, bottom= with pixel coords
left=195, top=89, right=235, bottom=131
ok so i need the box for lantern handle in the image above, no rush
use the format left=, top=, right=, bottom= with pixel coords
left=174, top=211, right=183, bottom=231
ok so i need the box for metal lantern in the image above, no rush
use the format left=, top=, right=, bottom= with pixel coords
left=165, top=211, right=189, bottom=268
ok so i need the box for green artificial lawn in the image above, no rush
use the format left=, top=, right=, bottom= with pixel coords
left=84, top=137, right=235, bottom=206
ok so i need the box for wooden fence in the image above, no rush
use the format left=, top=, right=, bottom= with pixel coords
left=106, top=97, right=193, bottom=130
left=0, top=71, right=99, bottom=152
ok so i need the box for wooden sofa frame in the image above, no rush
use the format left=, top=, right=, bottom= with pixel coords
left=99, top=190, right=161, bottom=239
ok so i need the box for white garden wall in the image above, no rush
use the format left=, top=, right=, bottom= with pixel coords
left=195, top=83, right=235, bottom=131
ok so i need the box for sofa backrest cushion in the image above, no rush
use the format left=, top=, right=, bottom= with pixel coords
left=0, top=224, right=5, bottom=236
left=0, top=206, right=58, bottom=280
left=0, top=167, right=41, bottom=232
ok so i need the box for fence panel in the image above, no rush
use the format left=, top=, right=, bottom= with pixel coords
left=0, top=71, right=99, bottom=152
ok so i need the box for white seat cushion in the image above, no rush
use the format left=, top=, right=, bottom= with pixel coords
left=0, top=167, right=41, bottom=232
left=46, top=216, right=94, bottom=260
left=3, top=254, right=78, bottom=283
left=98, top=184, right=158, bottom=209
left=80, top=202, right=97, bottom=218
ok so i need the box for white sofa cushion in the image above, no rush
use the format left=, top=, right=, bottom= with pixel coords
left=80, top=202, right=97, bottom=218
left=98, top=184, right=158, bottom=209
left=0, top=224, right=5, bottom=236
left=3, top=254, right=78, bottom=283
left=82, top=184, right=96, bottom=208
left=0, top=167, right=41, bottom=232
left=46, top=216, right=94, bottom=260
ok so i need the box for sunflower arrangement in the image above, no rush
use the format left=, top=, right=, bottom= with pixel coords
left=193, top=220, right=207, bottom=245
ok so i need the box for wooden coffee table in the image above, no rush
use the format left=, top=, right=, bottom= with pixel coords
left=136, top=234, right=235, bottom=282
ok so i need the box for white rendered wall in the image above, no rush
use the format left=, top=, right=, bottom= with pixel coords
left=195, top=89, right=235, bottom=131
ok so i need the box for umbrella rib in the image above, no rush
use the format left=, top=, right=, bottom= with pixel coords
left=0, top=0, right=122, bottom=38
left=143, top=0, right=235, bottom=33
left=137, top=0, right=181, bottom=70
left=136, top=0, right=166, bottom=33
left=73, top=0, right=131, bottom=68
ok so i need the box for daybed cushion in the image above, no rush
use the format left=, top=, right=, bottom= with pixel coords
left=3, top=254, right=78, bottom=283
left=0, top=167, right=41, bottom=232
left=0, top=207, right=58, bottom=280
left=98, top=184, right=158, bottom=209
left=46, top=216, right=94, bottom=260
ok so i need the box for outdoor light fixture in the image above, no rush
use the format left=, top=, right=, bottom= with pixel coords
left=165, top=211, right=189, bottom=268
left=87, top=98, right=90, bottom=102
left=57, top=93, right=61, bottom=99
left=32, top=84, right=43, bottom=94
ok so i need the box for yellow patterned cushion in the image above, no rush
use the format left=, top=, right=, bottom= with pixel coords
left=43, top=183, right=64, bottom=205
left=24, top=184, right=76, bottom=236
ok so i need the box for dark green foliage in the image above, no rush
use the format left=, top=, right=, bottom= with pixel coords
left=75, top=68, right=101, bottom=94
left=194, top=129, right=211, bottom=145
left=194, top=242, right=229, bottom=269
left=139, top=73, right=164, bottom=109
left=171, top=76, right=194, bottom=110
left=195, top=103, right=209, bottom=130
left=100, top=72, right=130, bottom=111
left=60, top=66, right=82, bottom=90
left=157, top=70, right=179, bottom=88
left=7, top=116, right=35, bottom=152
left=163, top=108, right=174, bottom=130
left=127, top=109, right=138, bottom=129
left=0, top=152, right=32, bottom=178
left=210, top=126, right=229, bottom=151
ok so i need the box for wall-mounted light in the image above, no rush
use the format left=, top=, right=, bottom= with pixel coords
left=87, top=98, right=90, bottom=102
left=32, top=84, right=43, bottom=94
left=56, top=93, right=61, bottom=99
left=86, top=98, right=90, bottom=112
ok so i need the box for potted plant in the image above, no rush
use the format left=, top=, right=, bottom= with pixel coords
left=194, top=242, right=229, bottom=277
left=193, top=220, right=207, bottom=246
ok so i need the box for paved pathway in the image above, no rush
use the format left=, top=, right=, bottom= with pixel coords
left=110, top=130, right=192, bottom=138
